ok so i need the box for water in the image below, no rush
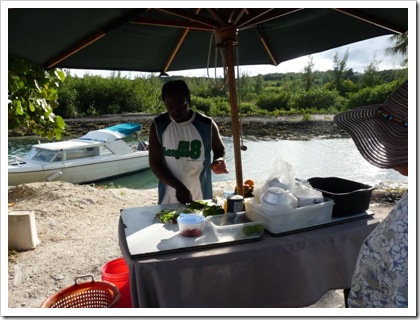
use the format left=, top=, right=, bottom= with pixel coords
left=8, top=136, right=407, bottom=189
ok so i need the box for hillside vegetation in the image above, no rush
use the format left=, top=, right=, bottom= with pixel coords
left=55, top=67, right=407, bottom=119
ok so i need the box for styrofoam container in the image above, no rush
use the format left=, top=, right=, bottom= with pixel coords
left=245, top=198, right=334, bottom=234
left=207, top=213, right=264, bottom=241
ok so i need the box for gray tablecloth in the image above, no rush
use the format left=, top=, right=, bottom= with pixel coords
left=118, top=213, right=379, bottom=308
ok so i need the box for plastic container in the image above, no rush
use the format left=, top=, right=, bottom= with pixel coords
left=222, top=181, right=236, bottom=199
left=227, top=195, right=244, bottom=213
left=245, top=198, right=334, bottom=234
left=41, top=274, right=120, bottom=308
left=207, top=213, right=264, bottom=241
left=177, top=213, right=206, bottom=237
left=101, top=258, right=132, bottom=308
left=308, top=177, right=374, bottom=217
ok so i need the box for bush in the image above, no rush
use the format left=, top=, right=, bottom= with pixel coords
left=345, top=81, right=401, bottom=110
left=191, top=96, right=214, bottom=114
left=207, top=98, right=229, bottom=116
left=57, top=75, right=162, bottom=116
left=292, top=88, right=342, bottom=111
left=302, top=113, right=312, bottom=121
left=256, top=92, right=291, bottom=111
left=239, top=102, right=257, bottom=115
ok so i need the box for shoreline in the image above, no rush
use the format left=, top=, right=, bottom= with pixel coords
left=8, top=113, right=350, bottom=140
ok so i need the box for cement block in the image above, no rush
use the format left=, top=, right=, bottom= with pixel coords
left=9, top=211, right=40, bottom=250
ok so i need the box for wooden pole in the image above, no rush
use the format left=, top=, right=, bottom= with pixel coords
left=225, top=41, right=244, bottom=196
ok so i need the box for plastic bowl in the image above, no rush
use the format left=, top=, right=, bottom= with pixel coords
left=261, top=187, right=286, bottom=205
left=177, top=213, right=206, bottom=237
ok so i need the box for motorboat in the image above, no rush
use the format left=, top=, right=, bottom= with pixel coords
left=8, top=123, right=150, bottom=186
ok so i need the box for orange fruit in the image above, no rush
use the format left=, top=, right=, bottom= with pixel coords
left=244, top=179, right=255, bottom=188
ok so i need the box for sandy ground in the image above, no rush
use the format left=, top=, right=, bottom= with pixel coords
left=6, top=180, right=401, bottom=310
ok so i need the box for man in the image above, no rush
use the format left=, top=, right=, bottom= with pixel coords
left=334, top=80, right=408, bottom=307
left=149, top=80, right=228, bottom=205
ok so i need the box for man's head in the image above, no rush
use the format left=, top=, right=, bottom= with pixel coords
left=161, top=80, right=192, bottom=122
left=334, top=81, right=408, bottom=171
left=162, top=80, right=191, bottom=102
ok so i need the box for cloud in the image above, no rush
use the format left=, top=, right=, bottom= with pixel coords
left=70, top=35, right=404, bottom=78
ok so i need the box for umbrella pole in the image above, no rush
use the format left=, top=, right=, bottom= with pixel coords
left=225, top=41, right=244, bottom=196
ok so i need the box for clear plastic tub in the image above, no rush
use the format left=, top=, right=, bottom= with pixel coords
left=245, top=198, right=334, bottom=234
left=177, top=213, right=206, bottom=237
left=207, top=213, right=264, bottom=241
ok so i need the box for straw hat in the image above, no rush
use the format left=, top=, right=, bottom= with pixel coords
left=333, top=81, right=408, bottom=169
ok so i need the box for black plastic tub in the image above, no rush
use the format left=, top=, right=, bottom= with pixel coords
left=307, top=177, right=375, bottom=217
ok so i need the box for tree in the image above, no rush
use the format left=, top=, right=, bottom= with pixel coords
left=302, top=55, right=315, bottom=92
left=254, top=74, right=264, bottom=95
left=387, top=31, right=408, bottom=67
left=333, top=49, right=349, bottom=88
left=360, top=54, right=382, bottom=88
left=330, top=49, right=350, bottom=95
left=8, top=57, right=66, bottom=139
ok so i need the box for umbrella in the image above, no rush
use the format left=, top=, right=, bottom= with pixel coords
left=8, top=7, right=408, bottom=195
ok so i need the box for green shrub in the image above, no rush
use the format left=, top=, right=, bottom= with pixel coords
left=292, top=88, right=342, bottom=111
left=213, top=97, right=231, bottom=116
left=345, top=81, right=401, bottom=110
left=256, top=92, right=291, bottom=111
left=302, top=113, right=312, bottom=121
left=239, top=102, right=257, bottom=115
left=191, top=96, right=214, bottom=114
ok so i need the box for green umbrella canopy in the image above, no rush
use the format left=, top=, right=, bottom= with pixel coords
left=8, top=7, right=408, bottom=195
left=9, top=8, right=407, bottom=72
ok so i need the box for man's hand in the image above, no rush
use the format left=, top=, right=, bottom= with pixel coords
left=176, top=185, right=193, bottom=204
left=211, top=159, right=229, bottom=174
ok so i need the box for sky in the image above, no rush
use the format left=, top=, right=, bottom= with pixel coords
left=70, top=34, right=405, bottom=79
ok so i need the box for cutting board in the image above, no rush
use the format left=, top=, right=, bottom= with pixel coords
left=121, top=203, right=262, bottom=258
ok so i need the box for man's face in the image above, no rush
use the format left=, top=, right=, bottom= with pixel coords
left=164, top=95, right=190, bottom=123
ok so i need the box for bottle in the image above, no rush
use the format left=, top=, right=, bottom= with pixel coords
left=222, top=181, right=235, bottom=199
left=222, top=181, right=235, bottom=213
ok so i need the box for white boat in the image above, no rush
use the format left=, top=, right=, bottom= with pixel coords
left=8, top=123, right=150, bottom=186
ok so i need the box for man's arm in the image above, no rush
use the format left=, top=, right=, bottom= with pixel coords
left=210, top=120, right=228, bottom=174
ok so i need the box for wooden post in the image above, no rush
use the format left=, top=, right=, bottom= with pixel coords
left=225, top=41, right=244, bottom=196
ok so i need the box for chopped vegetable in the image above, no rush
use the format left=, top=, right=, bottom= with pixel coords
left=154, top=209, right=180, bottom=224
left=154, top=207, right=199, bottom=224
left=202, top=205, right=225, bottom=217
left=188, top=200, right=208, bottom=210
left=155, top=201, right=224, bottom=223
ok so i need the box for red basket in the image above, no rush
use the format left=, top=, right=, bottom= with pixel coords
left=40, top=275, right=121, bottom=308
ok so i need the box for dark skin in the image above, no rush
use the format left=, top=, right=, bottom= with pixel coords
left=149, top=95, right=228, bottom=204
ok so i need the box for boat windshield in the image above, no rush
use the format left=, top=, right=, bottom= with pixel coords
left=27, top=147, right=58, bottom=163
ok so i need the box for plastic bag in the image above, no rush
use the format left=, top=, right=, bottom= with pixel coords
left=292, top=179, right=324, bottom=207
left=253, top=158, right=295, bottom=204
left=252, top=158, right=324, bottom=208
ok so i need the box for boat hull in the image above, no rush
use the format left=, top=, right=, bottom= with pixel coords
left=8, top=153, right=149, bottom=186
